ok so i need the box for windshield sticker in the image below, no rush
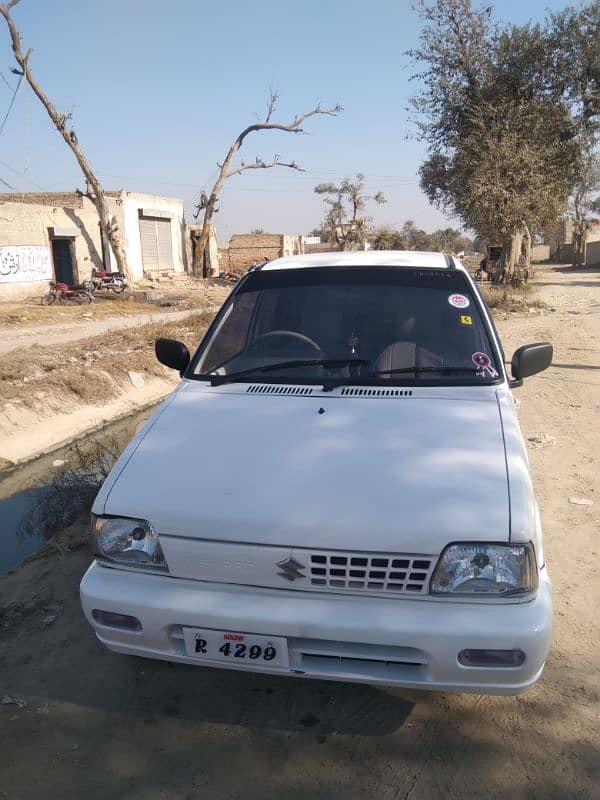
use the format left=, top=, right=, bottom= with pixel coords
left=472, top=352, right=499, bottom=379
left=460, top=314, right=472, bottom=325
left=448, top=293, right=470, bottom=309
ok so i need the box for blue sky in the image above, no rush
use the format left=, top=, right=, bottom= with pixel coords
left=0, top=0, right=571, bottom=240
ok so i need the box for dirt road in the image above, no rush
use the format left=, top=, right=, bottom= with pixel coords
left=0, top=280, right=232, bottom=354
left=1, top=266, right=598, bottom=800
left=0, top=307, right=216, bottom=355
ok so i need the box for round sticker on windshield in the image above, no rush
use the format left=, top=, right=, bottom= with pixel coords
left=472, top=352, right=491, bottom=369
left=448, top=293, right=470, bottom=309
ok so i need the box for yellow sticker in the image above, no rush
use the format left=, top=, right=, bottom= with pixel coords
left=460, top=315, right=472, bottom=325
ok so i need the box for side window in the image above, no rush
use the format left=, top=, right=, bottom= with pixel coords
left=201, top=292, right=257, bottom=372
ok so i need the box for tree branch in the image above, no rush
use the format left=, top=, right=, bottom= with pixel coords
left=225, top=156, right=305, bottom=178
left=0, top=0, right=130, bottom=277
left=191, top=90, right=343, bottom=276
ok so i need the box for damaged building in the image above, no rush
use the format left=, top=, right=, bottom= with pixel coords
left=0, top=190, right=188, bottom=300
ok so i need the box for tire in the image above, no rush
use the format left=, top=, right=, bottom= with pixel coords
left=58, top=294, right=68, bottom=304
left=111, top=283, right=126, bottom=293
left=41, top=291, right=56, bottom=306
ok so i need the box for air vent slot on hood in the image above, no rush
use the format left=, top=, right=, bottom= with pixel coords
left=246, top=384, right=314, bottom=395
left=339, top=387, right=412, bottom=397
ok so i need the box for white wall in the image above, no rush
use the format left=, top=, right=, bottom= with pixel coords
left=0, top=196, right=105, bottom=300
left=121, top=192, right=187, bottom=281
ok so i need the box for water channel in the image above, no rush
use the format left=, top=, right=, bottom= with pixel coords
left=0, top=406, right=156, bottom=572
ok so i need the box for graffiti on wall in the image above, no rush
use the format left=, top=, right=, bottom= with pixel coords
left=0, top=245, right=52, bottom=284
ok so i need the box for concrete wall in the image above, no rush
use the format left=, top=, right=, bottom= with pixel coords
left=0, top=194, right=106, bottom=301
left=531, top=244, right=551, bottom=262
left=586, top=240, right=600, bottom=265
left=121, top=192, right=187, bottom=281
left=0, top=190, right=187, bottom=299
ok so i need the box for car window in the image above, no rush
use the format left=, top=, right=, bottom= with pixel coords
left=194, top=267, right=502, bottom=384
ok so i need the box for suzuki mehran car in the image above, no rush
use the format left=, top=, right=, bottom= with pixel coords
left=80, top=251, right=553, bottom=694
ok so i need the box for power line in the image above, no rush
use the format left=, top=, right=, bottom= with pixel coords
left=0, top=69, right=12, bottom=90
left=0, top=174, right=17, bottom=190
left=0, top=157, right=47, bottom=190
left=0, top=74, right=23, bottom=139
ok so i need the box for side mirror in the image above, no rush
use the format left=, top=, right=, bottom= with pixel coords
left=510, top=342, right=553, bottom=387
left=155, top=338, right=190, bottom=376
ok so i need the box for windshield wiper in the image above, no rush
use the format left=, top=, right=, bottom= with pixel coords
left=322, top=365, right=487, bottom=391
left=375, top=366, right=482, bottom=376
left=209, top=358, right=370, bottom=386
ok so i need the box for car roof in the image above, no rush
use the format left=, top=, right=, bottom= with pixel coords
left=260, top=250, right=461, bottom=271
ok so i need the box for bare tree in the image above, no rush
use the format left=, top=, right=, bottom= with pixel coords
left=193, top=90, right=342, bottom=276
left=0, top=0, right=130, bottom=278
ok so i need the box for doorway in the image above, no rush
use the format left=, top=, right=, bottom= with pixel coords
left=51, top=238, right=76, bottom=284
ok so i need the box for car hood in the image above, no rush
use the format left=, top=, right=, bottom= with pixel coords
left=99, top=382, right=512, bottom=554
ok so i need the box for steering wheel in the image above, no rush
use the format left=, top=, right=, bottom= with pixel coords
left=245, top=330, right=322, bottom=356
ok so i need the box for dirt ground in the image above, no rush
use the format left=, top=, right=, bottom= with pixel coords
left=0, top=280, right=232, bottom=354
left=0, top=310, right=218, bottom=467
left=0, top=265, right=598, bottom=800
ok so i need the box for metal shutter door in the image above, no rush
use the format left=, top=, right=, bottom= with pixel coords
left=156, top=218, right=173, bottom=269
left=139, top=218, right=159, bottom=271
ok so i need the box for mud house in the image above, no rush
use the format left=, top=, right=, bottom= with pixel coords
left=218, top=232, right=304, bottom=274
left=551, top=218, right=600, bottom=265
left=0, top=190, right=188, bottom=300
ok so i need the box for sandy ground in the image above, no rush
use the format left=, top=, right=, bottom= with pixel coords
left=0, top=266, right=598, bottom=800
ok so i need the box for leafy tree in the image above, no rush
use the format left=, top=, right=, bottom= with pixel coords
left=430, top=227, right=471, bottom=253
left=398, top=220, right=435, bottom=250
left=372, top=227, right=407, bottom=250
left=308, top=225, right=335, bottom=243
left=314, top=174, right=386, bottom=250
left=409, top=0, right=598, bottom=282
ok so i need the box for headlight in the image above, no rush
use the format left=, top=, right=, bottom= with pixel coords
left=430, top=543, right=537, bottom=596
left=93, top=516, right=169, bottom=571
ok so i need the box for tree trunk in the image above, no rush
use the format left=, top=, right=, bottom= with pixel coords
left=192, top=197, right=219, bottom=277
left=0, top=4, right=130, bottom=279
left=519, top=223, right=532, bottom=282
left=493, top=230, right=522, bottom=284
left=521, top=224, right=532, bottom=271
left=572, top=221, right=586, bottom=267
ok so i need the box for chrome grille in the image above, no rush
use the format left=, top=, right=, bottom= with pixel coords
left=307, top=551, right=434, bottom=594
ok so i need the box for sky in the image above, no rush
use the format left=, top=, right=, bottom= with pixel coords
left=0, top=0, right=572, bottom=241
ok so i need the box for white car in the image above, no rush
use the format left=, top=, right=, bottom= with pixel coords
left=80, top=251, right=553, bottom=695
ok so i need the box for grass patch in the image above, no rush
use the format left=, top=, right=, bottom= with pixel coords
left=18, top=437, right=120, bottom=542
left=0, top=309, right=215, bottom=406
left=481, top=283, right=548, bottom=313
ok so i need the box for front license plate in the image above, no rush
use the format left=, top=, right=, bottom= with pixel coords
left=182, top=628, right=289, bottom=668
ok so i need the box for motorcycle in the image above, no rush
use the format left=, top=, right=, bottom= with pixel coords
left=87, top=268, right=128, bottom=294
left=41, top=281, right=94, bottom=305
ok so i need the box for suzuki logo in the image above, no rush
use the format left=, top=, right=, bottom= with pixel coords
left=276, top=556, right=306, bottom=582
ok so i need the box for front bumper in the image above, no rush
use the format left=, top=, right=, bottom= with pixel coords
left=80, top=562, right=552, bottom=695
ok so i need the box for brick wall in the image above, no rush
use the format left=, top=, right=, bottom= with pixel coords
left=222, top=233, right=284, bottom=273
left=0, top=190, right=122, bottom=209
left=0, top=192, right=84, bottom=209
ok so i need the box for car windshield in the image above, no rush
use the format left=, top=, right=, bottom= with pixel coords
left=192, top=267, right=502, bottom=386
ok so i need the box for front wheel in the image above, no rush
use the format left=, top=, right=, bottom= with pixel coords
left=41, top=291, right=56, bottom=306
left=111, top=283, right=126, bottom=294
